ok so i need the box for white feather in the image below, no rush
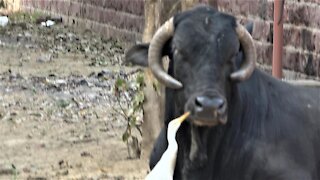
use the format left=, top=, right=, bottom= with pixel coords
left=145, top=112, right=189, bottom=180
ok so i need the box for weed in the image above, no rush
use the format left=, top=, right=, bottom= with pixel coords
left=113, top=71, right=144, bottom=158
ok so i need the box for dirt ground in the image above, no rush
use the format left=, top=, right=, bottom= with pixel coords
left=0, top=13, right=148, bottom=179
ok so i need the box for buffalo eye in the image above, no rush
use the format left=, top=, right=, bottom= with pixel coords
left=174, top=49, right=179, bottom=56
left=173, top=49, right=184, bottom=60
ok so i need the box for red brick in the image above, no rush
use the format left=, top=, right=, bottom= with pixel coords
left=87, top=0, right=104, bottom=7
left=89, top=21, right=142, bottom=43
left=255, top=42, right=273, bottom=65
left=252, top=20, right=271, bottom=42
left=315, top=31, right=320, bottom=54
left=301, top=28, right=315, bottom=51
left=103, top=0, right=144, bottom=16
left=22, top=0, right=31, bottom=8
left=49, top=0, right=57, bottom=13
left=282, top=50, right=319, bottom=76
left=21, top=0, right=24, bottom=6
left=98, top=8, right=144, bottom=33
left=283, top=49, right=302, bottom=72
left=220, top=0, right=233, bottom=14
left=39, top=0, right=45, bottom=9
left=301, top=53, right=318, bottom=76
left=266, top=1, right=274, bottom=21
left=29, top=0, right=37, bottom=8
left=286, top=2, right=320, bottom=28
left=217, top=0, right=272, bottom=20
left=85, top=5, right=98, bottom=21
left=58, top=1, right=70, bottom=16
left=303, top=0, right=320, bottom=5
left=256, top=0, right=269, bottom=20
left=238, top=1, right=250, bottom=16
left=283, top=26, right=301, bottom=48
left=64, top=1, right=71, bottom=16
left=68, top=2, right=81, bottom=17
left=230, top=0, right=241, bottom=15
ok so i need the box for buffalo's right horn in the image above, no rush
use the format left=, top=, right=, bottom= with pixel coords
left=148, top=17, right=183, bottom=89
left=231, top=23, right=257, bottom=81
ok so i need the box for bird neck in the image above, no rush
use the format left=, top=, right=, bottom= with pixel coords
left=167, top=129, right=179, bottom=150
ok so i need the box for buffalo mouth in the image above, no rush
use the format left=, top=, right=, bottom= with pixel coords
left=188, top=113, right=228, bottom=127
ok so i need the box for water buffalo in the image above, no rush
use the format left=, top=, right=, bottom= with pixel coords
left=126, top=5, right=320, bottom=180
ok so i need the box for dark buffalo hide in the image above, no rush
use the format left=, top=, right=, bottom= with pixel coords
left=126, top=5, right=320, bottom=180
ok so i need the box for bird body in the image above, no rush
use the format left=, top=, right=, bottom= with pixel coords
left=145, top=112, right=190, bottom=180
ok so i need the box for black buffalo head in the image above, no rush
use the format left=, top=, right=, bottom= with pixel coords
left=126, top=6, right=256, bottom=126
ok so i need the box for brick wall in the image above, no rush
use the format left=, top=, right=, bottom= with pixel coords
left=20, top=0, right=144, bottom=44
left=18, top=0, right=320, bottom=77
left=215, top=0, right=320, bottom=77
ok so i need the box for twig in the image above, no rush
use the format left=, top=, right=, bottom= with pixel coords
left=116, top=95, right=129, bottom=119
left=111, top=106, right=128, bottom=121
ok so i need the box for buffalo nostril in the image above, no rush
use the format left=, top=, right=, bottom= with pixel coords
left=195, top=96, right=205, bottom=108
left=212, top=98, right=225, bottom=111
left=195, top=96, right=225, bottom=111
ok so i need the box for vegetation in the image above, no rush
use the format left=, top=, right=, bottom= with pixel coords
left=114, top=71, right=145, bottom=158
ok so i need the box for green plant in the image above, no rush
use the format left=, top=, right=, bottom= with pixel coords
left=56, top=99, right=70, bottom=109
left=113, top=71, right=144, bottom=158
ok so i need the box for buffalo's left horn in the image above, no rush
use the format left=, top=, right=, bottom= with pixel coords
left=148, top=18, right=183, bottom=89
left=231, top=23, right=256, bottom=81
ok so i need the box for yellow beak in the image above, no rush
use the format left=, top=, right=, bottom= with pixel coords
left=174, top=112, right=190, bottom=124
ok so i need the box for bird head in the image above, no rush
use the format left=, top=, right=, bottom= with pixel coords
left=167, top=112, right=190, bottom=143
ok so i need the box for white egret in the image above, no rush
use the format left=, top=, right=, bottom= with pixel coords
left=145, top=112, right=190, bottom=180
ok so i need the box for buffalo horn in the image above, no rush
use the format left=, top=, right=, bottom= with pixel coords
left=148, top=18, right=183, bottom=89
left=231, top=23, right=256, bottom=81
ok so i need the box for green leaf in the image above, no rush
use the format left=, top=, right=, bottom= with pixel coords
left=122, top=131, right=130, bottom=142
left=129, top=117, right=137, bottom=128
left=133, top=91, right=144, bottom=106
left=57, top=99, right=70, bottom=108
left=115, top=78, right=125, bottom=87
left=115, top=78, right=127, bottom=91
left=136, top=74, right=145, bottom=87
left=127, top=108, right=134, bottom=117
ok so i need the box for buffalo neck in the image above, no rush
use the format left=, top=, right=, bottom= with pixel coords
left=229, top=68, right=272, bottom=138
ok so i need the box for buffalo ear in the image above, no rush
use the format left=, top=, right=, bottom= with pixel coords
left=125, top=40, right=172, bottom=67
left=125, top=43, right=150, bottom=67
